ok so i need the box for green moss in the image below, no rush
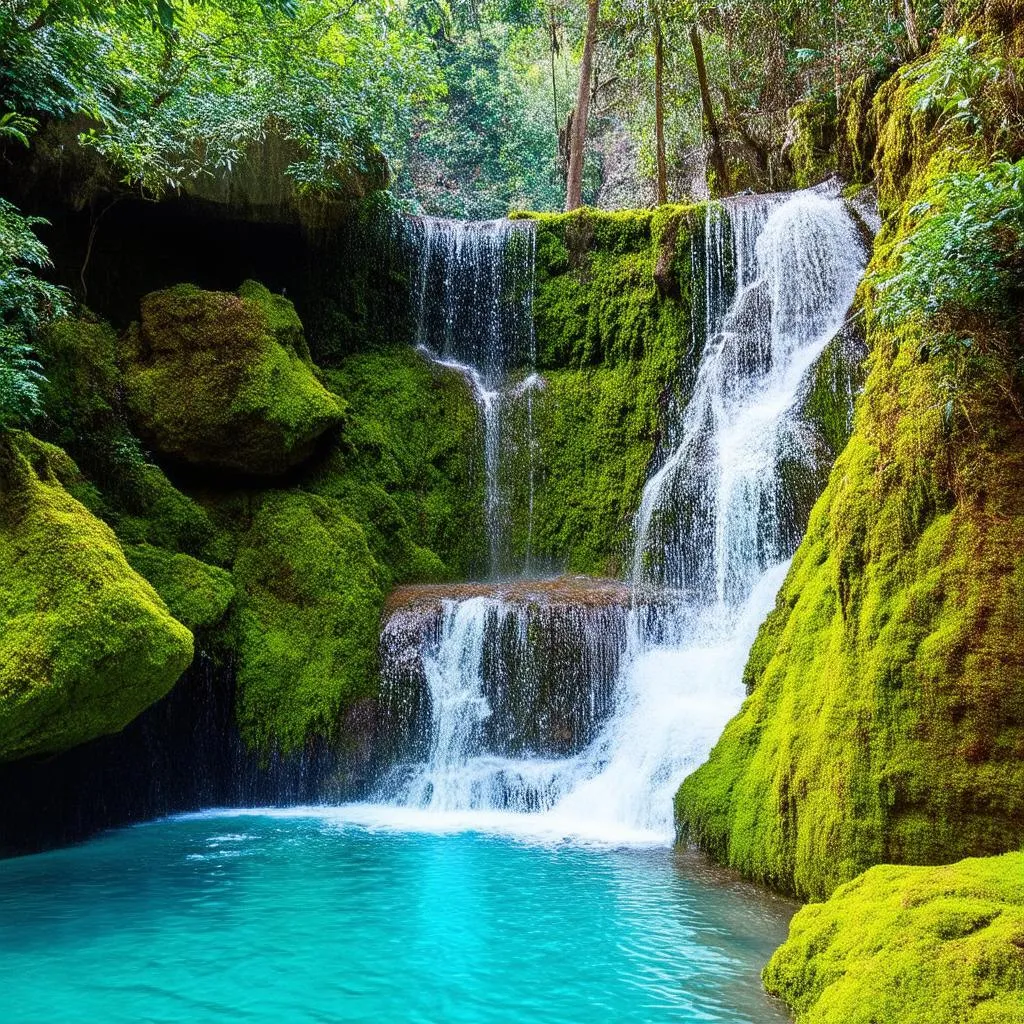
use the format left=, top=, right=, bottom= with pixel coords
left=124, top=544, right=235, bottom=631
left=502, top=364, right=668, bottom=576
left=306, top=345, right=485, bottom=580
left=498, top=206, right=702, bottom=572
left=519, top=205, right=698, bottom=368
left=764, top=853, right=1024, bottom=1023
left=110, top=462, right=219, bottom=555
left=837, top=75, right=878, bottom=185
left=789, top=96, right=839, bottom=189
left=231, top=491, right=386, bottom=753
left=799, top=330, right=868, bottom=460
left=36, top=314, right=120, bottom=441
left=0, top=432, right=194, bottom=761
left=122, top=281, right=344, bottom=475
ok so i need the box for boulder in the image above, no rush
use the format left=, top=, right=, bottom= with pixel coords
left=0, top=434, right=193, bottom=761
left=123, top=281, right=343, bottom=475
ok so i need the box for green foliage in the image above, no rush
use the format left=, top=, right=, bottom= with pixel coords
left=0, top=430, right=193, bottom=761
left=764, top=853, right=1024, bottom=1023
left=121, top=282, right=344, bottom=475
left=0, top=198, right=67, bottom=429
left=1, top=0, right=442, bottom=195
left=0, top=111, right=38, bottom=147
left=904, top=35, right=1014, bottom=134
left=404, top=24, right=577, bottom=216
left=875, top=159, right=1024, bottom=365
left=231, top=491, right=386, bottom=753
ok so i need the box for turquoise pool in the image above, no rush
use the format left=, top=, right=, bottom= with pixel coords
left=0, top=811, right=793, bottom=1023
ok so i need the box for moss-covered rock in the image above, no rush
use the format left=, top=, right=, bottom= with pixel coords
left=764, top=853, right=1024, bottom=1023
left=232, top=491, right=387, bottom=753
left=307, top=346, right=485, bottom=580
left=122, top=281, right=344, bottom=475
left=503, top=364, right=668, bottom=576
left=124, top=544, right=235, bottom=632
left=500, top=206, right=702, bottom=572
left=0, top=433, right=194, bottom=761
left=675, top=291, right=1024, bottom=902
left=787, top=96, right=839, bottom=189
left=518, top=205, right=697, bottom=369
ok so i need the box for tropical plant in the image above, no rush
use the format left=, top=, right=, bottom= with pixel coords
left=0, top=200, right=68, bottom=428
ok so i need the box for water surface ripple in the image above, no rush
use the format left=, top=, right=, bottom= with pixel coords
left=0, top=812, right=794, bottom=1024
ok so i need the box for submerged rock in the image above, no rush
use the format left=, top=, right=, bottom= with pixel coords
left=122, top=281, right=344, bottom=475
left=764, top=853, right=1024, bottom=1023
left=0, top=433, right=193, bottom=761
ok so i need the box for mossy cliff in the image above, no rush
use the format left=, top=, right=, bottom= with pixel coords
left=677, top=25, right=1024, bottom=901
left=676, top=314, right=1024, bottom=898
left=506, top=206, right=702, bottom=574
left=764, top=853, right=1024, bottom=1023
left=0, top=433, right=193, bottom=761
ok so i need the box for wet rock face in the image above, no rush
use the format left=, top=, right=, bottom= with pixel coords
left=379, top=577, right=632, bottom=761
left=122, top=280, right=343, bottom=475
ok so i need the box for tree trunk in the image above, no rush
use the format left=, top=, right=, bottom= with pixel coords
left=903, top=0, right=920, bottom=57
left=565, top=0, right=600, bottom=211
left=689, top=24, right=729, bottom=196
left=654, top=14, right=668, bottom=205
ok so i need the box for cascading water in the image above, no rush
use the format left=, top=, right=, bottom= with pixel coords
left=380, top=187, right=866, bottom=844
left=409, top=217, right=538, bottom=577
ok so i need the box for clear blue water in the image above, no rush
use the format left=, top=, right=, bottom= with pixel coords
left=0, top=812, right=794, bottom=1023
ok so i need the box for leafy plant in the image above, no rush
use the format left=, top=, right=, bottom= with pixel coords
left=0, top=199, right=68, bottom=429
left=874, top=159, right=1024, bottom=416
left=0, top=111, right=38, bottom=146
left=903, top=35, right=1012, bottom=133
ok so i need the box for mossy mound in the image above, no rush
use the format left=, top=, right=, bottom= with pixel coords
left=124, top=544, right=235, bottom=632
left=0, top=433, right=194, bottom=761
left=122, top=281, right=344, bottom=475
left=764, top=853, right=1024, bottom=1023
left=232, top=491, right=387, bottom=753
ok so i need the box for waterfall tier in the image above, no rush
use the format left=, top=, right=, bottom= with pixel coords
left=408, top=216, right=538, bottom=578
left=379, top=578, right=630, bottom=812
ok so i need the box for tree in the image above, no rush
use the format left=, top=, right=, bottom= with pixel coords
left=565, top=0, right=600, bottom=210
left=652, top=6, right=667, bottom=204
left=688, top=22, right=728, bottom=195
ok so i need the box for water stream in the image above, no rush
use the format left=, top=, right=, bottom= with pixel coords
left=410, top=216, right=538, bottom=578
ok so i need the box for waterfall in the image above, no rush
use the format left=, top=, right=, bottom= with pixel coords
left=409, top=217, right=537, bottom=578
left=377, top=188, right=865, bottom=844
